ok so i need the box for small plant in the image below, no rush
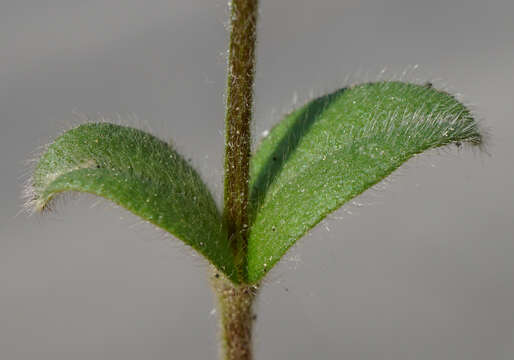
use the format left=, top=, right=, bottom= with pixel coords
left=25, top=1, right=483, bottom=359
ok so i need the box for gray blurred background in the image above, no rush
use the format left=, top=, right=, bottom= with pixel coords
left=1, top=0, right=513, bottom=359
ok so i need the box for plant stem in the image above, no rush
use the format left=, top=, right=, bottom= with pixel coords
left=223, top=0, right=258, bottom=278
left=211, top=270, right=257, bottom=360
left=218, top=1, right=258, bottom=358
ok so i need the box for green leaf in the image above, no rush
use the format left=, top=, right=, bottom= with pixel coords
left=247, top=81, right=482, bottom=283
left=29, top=123, right=238, bottom=282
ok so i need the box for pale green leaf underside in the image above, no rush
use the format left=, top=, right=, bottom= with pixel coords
left=247, top=82, right=482, bottom=283
left=30, top=123, right=238, bottom=282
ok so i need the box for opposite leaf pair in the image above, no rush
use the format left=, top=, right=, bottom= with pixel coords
left=28, top=81, right=482, bottom=285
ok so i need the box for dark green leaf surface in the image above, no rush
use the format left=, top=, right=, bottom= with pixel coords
left=247, top=81, right=482, bottom=283
left=29, top=123, right=238, bottom=282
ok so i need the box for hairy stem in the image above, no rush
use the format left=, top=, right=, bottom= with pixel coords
left=223, top=0, right=259, bottom=278
left=211, top=269, right=257, bottom=360
left=218, top=1, right=258, bottom=358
